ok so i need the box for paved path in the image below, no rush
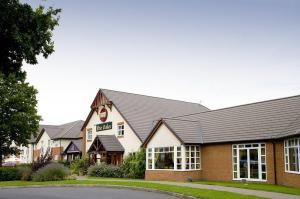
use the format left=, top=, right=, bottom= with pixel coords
left=0, top=187, right=178, bottom=199
left=77, top=176, right=300, bottom=199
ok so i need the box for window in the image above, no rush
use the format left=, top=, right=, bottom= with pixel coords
left=147, top=148, right=153, bottom=169
left=176, top=146, right=182, bottom=170
left=185, top=145, right=201, bottom=170
left=154, top=147, right=174, bottom=169
left=284, top=138, right=300, bottom=174
left=146, top=145, right=201, bottom=170
left=117, top=123, right=124, bottom=136
left=232, top=143, right=266, bottom=181
left=87, top=129, right=92, bottom=141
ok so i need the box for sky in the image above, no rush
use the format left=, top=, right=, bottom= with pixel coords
left=22, top=0, right=300, bottom=125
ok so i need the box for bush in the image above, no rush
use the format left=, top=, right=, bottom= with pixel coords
left=17, top=165, right=32, bottom=181
left=58, top=160, right=71, bottom=168
left=70, top=158, right=89, bottom=175
left=122, top=149, right=146, bottom=179
left=88, top=163, right=123, bottom=178
left=31, top=163, right=70, bottom=181
left=0, top=167, right=21, bottom=181
left=32, top=148, right=52, bottom=172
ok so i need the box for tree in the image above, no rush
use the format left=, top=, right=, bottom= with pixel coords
left=0, top=73, right=41, bottom=165
left=0, top=0, right=61, bottom=80
left=0, top=0, right=60, bottom=165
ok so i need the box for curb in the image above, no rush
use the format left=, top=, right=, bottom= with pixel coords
left=0, top=184, right=197, bottom=199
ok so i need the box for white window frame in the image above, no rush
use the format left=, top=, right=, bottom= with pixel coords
left=284, top=138, right=300, bottom=174
left=232, top=143, right=267, bottom=182
left=146, top=145, right=201, bottom=171
left=87, top=129, right=93, bottom=141
left=117, top=123, right=125, bottom=136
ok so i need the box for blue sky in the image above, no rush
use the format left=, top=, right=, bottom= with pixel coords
left=22, top=0, right=300, bottom=124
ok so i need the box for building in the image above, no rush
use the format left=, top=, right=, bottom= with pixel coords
left=81, top=89, right=209, bottom=165
left=33, top=120, right=84, bottom=161
left=82, top=89, right=300, bottom=188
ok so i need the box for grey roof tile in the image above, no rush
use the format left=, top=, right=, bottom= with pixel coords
left=97, top=135, right=124, bottom=152
left=101, top=89, right=209, bottom=141
left=161, top=95, right=300, bottom=144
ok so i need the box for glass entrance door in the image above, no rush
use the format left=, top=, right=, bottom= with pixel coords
left=233, top=143, right=266, bottom=181
left=239, top=149, right=248, bottom=178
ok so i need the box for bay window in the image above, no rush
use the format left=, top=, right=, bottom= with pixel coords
left=146, top=145, right=201, bottom=170
left=284, top=138, right=300, bottom=174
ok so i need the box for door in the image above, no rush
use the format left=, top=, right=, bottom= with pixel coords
left=238, top=148, right=259, bottom=180
left=239, top=149, right=248, bottom=178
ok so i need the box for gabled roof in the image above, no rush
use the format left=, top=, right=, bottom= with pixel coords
left=82, top=89, right=209, bottom=142
left=35, top=120, right=84, bottom=144
left=88, top=135, right=125, bottom=152
left=63, top=139, right=82, bottom=154
left=143, top=94, right=300, bottom=145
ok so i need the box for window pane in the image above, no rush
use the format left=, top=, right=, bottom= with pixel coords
left=250, top=149, right=259, bottom=179
left=261, top=156, right=265, bottom=164
left=154, top=152, right=174, bottom=169
left=234, top=172, right=238, bottom=179
left=289, top=147, right=299, bottom=172
left=233, top=149, right=237, bottom=156
left=262, top=173, right=266, bottom=180
left=239, top=149, right=248, bottom=178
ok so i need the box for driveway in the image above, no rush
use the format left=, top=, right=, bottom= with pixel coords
left=0, top=187, right=178, bottom=199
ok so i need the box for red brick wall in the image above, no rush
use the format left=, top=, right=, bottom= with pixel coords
left=201, top=143, right=233, bottom=181
left=145, top=141, right=300, bottom=188
left=274, top=141, right=300, bottom=188
left=145, top=170, right=202, bottom=181
left=33, top=149, right=40, bottom=161
left=51, top=147, right=63, bottom=161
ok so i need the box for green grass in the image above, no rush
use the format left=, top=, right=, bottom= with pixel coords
left=0, top=180, right=265, bottom=199
left=194, top=181, right=300, bottom=196
left=87, top=176, right=143, bottom=181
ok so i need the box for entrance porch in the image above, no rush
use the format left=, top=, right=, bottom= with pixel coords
left=88, top=135, right=124, bottom=165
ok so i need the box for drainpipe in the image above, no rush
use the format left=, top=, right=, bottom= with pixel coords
left=272, top=141, right=277, bottom=185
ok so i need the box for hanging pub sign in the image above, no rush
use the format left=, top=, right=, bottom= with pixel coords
left=99, top=107, right=108, bottom=122
left=96, top=122, right=112, bottom=132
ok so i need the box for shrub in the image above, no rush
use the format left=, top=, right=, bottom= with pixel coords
left=88, top=163, right=123, bottom=178
left=58, top=160, right=71, bottom=168
left=32, top=148, right=52, bottom=172
left=31, top=163, right=70, bottom=181
left=70, top=158, right=89, bottom=175
left=17, top=165, right=32, bottom=181
left=0, top=167, right=21, bottom=181
left=122, top=149, right=146, bottom=179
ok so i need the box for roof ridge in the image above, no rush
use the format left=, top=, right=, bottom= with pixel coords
left=166, top=94, right=300, bottom=119
left=100, top=88, right=209, bottom=109
left=53, top=120, right=82, bottom=139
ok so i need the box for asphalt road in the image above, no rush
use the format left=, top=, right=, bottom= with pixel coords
left=0, top=187, right=179, bottom=199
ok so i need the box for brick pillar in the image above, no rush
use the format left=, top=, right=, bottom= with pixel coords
left=82, top=128, right=86, bottom=158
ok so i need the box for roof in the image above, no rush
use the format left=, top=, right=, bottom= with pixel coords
left=82, top=89, right=209, bottom=142
left=97, top=135, right=124, bottom=152
left=144, top=94, right=300, bottom=145
left=35, top=120, right=84, bottom=143
left=63, top=139, right=82, bottom=154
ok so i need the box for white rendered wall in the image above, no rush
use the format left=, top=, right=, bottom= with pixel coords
left=147, top=124, right=181, bottom=148
left=85, top=104, right=142, bottom=156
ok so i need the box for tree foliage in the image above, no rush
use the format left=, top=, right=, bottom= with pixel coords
left=0, top=0, right=61, bottom=79
left=0, top=0, right=60, bottom=165
left=0, top=73, right=41, bottom=165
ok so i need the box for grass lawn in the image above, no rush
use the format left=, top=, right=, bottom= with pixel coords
left=194, top=181, right=300, bottom=196
left=0, top=180, right=265, bottom=199
left=87, top=176, right=143, bottom=181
